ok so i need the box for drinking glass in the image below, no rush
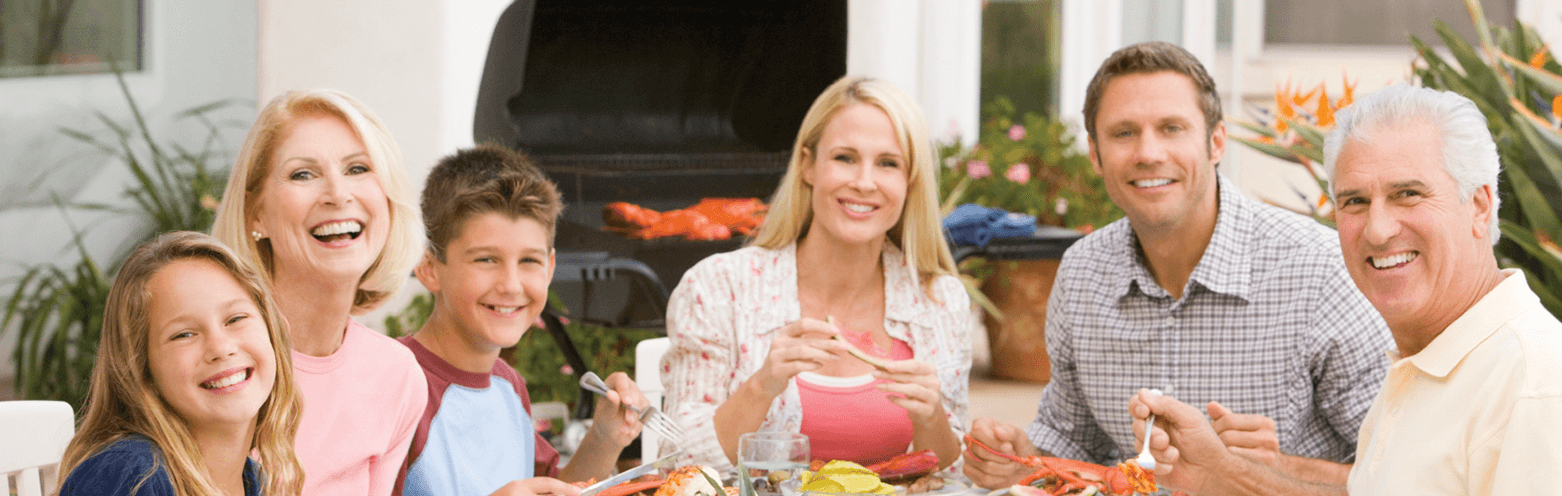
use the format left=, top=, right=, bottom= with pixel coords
left=738, top=432, right=809, bottom=496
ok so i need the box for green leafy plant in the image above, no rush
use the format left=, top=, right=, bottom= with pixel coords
left=2, top=73, right=244, bottom=407
left=1229, top=77, right=1359, bottom=226
left=507, top=321, right=657, bottom=406
left=1406, top=0, right=1562, bottom=317
left=2, top=222, right=109, bottom=407
left=382, top=292, right=433, bottom=339
left=939, top=97, right=1121, bottom=232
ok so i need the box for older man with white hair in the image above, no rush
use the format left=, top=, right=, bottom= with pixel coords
left=1127, top=85, right=1562, bottom=495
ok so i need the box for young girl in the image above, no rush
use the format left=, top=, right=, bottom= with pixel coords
left=57, top=231, right=305, bottom=496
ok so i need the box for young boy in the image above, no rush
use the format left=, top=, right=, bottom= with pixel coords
left=397, top=144, right=647, bottom=496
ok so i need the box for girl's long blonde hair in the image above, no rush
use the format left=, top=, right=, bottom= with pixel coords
left=751, top=76, right=957, bottom=291
left=58, top=231, right=305, bottom=496
left=211, top=89, right=422, bottom=314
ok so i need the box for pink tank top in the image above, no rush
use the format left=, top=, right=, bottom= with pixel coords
left=796, top=335, right=915, bottom=466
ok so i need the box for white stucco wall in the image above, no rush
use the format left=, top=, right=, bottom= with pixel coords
left=0, top=0, right=260, bottom=399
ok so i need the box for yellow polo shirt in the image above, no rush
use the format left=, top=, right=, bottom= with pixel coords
left=1347, top=269, right=1562, bottom=495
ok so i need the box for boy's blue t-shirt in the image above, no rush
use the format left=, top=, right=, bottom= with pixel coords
left=60, top=435, right=261, bottom=496
left=395, top=336, right=561, bottom=496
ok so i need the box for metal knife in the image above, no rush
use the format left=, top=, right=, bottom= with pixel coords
left=579, top=450, right=686, bottom=496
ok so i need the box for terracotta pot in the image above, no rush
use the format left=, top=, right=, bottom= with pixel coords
left=980, top=259, right=1060, bottom=383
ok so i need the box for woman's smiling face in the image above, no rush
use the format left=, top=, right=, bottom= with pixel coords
left=251, top=114, right=391, bottom=285
left=802, top=102, right=909, bottom=246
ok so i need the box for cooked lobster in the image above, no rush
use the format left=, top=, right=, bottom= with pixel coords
left=964, top=436, right=1154, bottom=496
left=865, top=450, right=941, bottom=484
left=602, top=199, right=766, bottom=241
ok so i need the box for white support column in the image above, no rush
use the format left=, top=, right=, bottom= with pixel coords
left=917, top=0, right=982, bottom=143
left=1060, top=0, right=1124, bottom=145
left=849, top=0, right=981, bottom=144
left=1181, top=0, right=1217, bottom=68
left=1223, top=0, right=1262, bottom=183
left=848, top=0, right=923, bottom=97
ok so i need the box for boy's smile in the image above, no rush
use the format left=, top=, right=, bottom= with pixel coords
left=415, top=212, right=555, bottom=373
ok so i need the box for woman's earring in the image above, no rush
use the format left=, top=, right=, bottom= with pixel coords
left=252, top=231, right=264, bottom=242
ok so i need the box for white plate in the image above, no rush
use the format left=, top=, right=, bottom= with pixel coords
left=910, top=478, right=969, bottom=496
left=986, top=486, right=1100, bottom=496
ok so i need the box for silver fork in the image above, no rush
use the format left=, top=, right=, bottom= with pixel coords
left=579, top=371, right=688, bottom=446
left=1135, top=388, right=1164, bottom=471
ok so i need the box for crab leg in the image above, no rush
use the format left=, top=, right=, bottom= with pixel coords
left=595, top=480, right=665, bottom=496
left=964, top=436, right=1134, bottom=496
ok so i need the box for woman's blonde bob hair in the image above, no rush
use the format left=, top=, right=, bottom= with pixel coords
left=751, top=75, right=957, bottom=289
left=211, top=89, right=421, bottom=314
left=59, top=231, right=305, bottom=496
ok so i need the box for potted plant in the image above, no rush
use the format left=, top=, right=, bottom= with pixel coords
left=939, top=97, right=1122, bottom=382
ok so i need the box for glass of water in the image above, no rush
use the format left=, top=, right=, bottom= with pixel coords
left=738, top=432, right=809, bottom=496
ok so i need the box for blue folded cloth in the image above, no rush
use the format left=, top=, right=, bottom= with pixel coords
left=944, top=204, right=1036, bottom=247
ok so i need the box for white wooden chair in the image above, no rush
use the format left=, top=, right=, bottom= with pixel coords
left=634, top=337, right=670, bottom=461
left=0, top=401, right=75, bottom=496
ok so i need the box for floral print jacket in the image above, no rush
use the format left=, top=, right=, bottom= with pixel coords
left=661, top=242, right=976, bottom=471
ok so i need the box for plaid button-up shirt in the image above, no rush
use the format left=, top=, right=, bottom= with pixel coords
left=1027, top=175, right=1392, bottom=466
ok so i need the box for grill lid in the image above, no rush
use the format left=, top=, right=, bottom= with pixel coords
left=474, top=0, right=847, bottom=160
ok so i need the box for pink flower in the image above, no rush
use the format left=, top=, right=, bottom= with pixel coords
left=535, top=417, right=553, bottom=433
left=560, top=364, right=574, bottom=375
left=1006, top=163, right=1031, bottom=184
left=1008, top=124, right=1026, bottom=141
left=967, top=160, right=991, bottom=179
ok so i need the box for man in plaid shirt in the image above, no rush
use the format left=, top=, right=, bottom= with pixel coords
left=963, top=42, right=1391, bottom=489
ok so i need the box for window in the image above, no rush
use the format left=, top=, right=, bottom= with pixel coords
left=981, top=0, right=1061, bottom=123
left=0, top=0, right=143, bottom=78
left=1216, top=0, right=1516, bottom=47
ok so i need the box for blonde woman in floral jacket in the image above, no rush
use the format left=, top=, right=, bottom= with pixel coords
left=662, top=76, right=978, bottom=473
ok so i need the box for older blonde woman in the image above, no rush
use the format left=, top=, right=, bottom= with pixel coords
left=213, top=89, right=426, bottom=496
left=662, top=76, right=975, bottom=471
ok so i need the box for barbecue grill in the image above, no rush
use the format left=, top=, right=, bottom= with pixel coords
left=475, top=0, right=847, bottom=421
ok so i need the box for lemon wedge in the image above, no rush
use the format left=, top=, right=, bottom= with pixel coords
left=800, top=461, right=897, bottom=494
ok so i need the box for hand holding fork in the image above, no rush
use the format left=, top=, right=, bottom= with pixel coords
left=580, top=371, right=688, bottom=447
